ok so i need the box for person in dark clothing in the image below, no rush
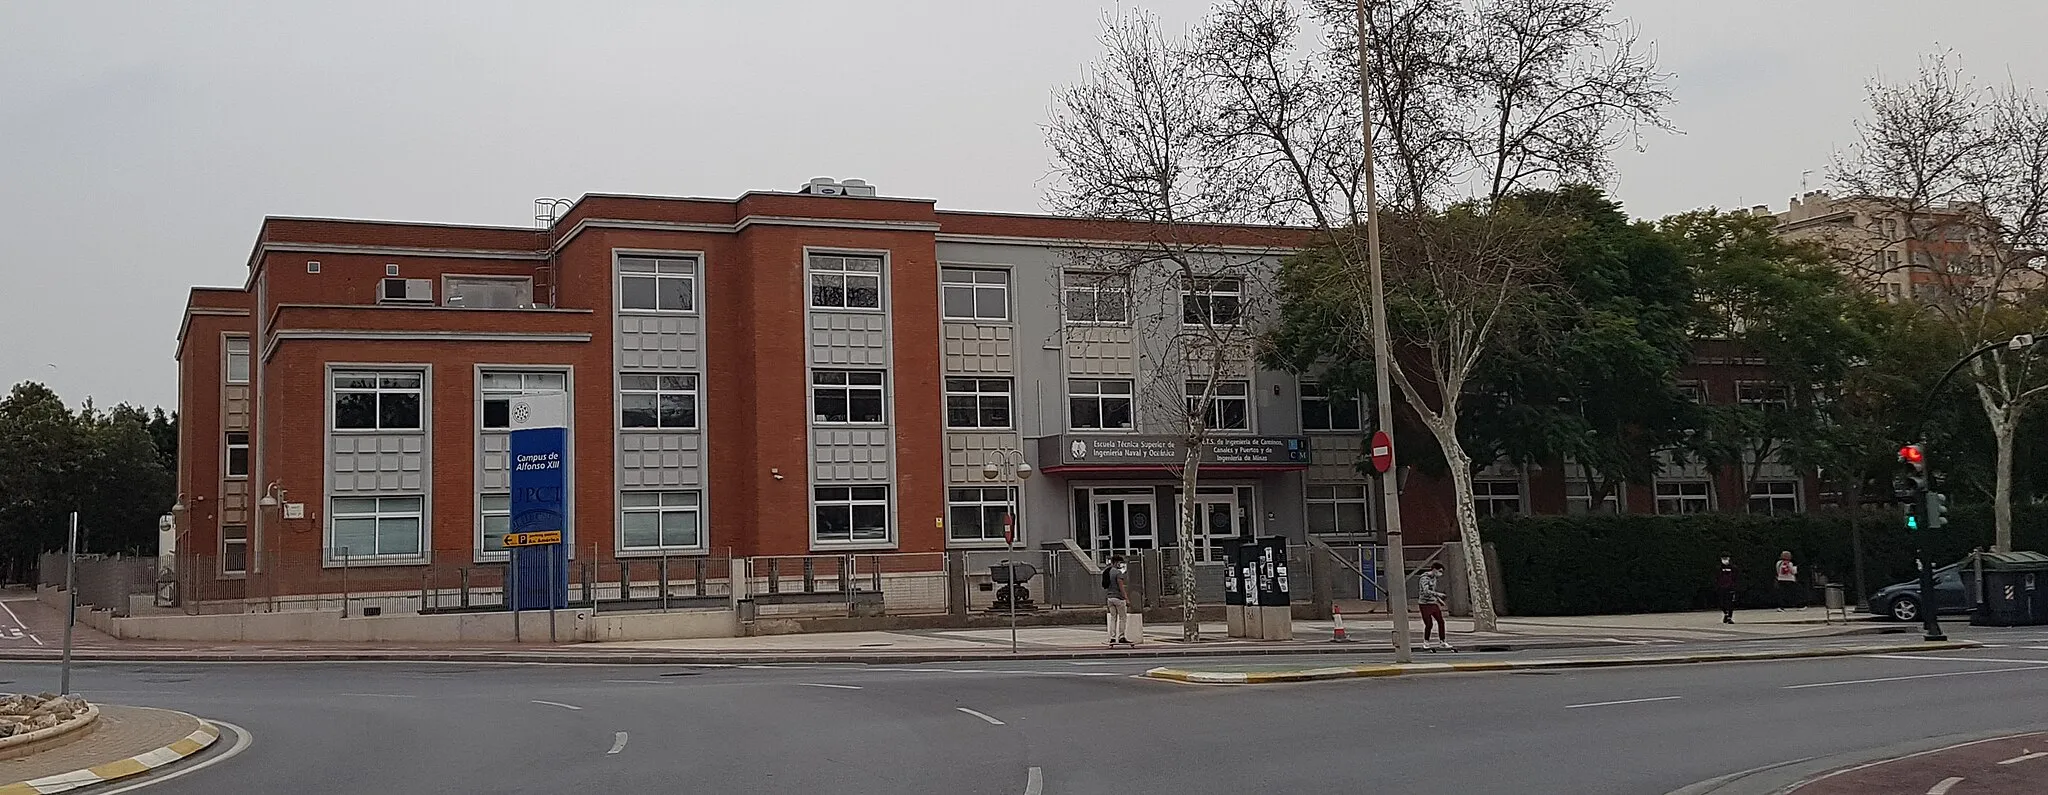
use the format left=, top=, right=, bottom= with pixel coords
left=1715, top=553, right=1738, bottom=624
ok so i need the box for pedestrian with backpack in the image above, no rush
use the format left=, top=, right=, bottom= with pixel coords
left=1103, top=554, right=1131, bottom=646
left=1418, top=561, right=1452, bottom=651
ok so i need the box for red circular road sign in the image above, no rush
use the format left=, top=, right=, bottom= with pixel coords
left=1370, top=431, right=1394, bottom=474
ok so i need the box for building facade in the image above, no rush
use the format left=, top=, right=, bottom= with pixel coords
left=174, top=181, right=1815, bottom=601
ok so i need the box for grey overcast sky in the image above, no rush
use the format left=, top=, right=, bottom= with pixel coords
left=3, top=1, right=2045, bottom=410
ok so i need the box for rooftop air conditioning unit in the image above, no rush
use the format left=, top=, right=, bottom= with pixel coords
left=380, top=277, right=433, bottom=303
left=801, top=177, right=845, bottom=196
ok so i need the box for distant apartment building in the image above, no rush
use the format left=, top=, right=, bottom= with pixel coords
left=1762, top=190, right=2044, bottom=300
left=174, top=180, right=1813, bottom=603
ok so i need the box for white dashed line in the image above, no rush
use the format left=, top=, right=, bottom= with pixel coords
left=1927, top=776, right=1964, bottom=794
left=956, top=707, right=1006, bottom=725
left=798, top=683, right=863, bottom=690
left=602, top=680, right=665, bottom=684
left=1564, top=696, right=1681, bottom=709
left=608, top=731, right=629, bottom=755
left=1024, top=766, right=1043, bottom=795
left=1997, top=751, right=2047, bottom=765
left=337, top=693, right=416, bottom=699
left=531, top=700, right=583, bottom=710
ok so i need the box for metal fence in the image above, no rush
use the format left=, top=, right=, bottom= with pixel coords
left=37, top=552, right=159, bottom=617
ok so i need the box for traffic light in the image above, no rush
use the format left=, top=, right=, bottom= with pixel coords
left=1926, top=491, right=1949, bottom=529
left=1899, top=444, right=1929, bottom=530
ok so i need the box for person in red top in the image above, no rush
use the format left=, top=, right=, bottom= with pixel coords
left=1774, top=551, right=1801, bottom=610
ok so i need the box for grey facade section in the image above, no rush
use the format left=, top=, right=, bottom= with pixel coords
left=480, top=432, right=511, bottom=491
left=620, top=433, right=705, bottom=487
left=810, top=312, right=891, bottom=366
left=618, top=314, right=703, bottom=370
left=941, top=322, right=1013, bottom=374
left=806, top=304, right=895, bottom=485
left=814, top=427, right=893, bottom=482
left=612, top=250, right=709, bottom=549
left=329, top=434, right=427, bottom=493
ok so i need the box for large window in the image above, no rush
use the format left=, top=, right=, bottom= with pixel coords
left=329, top=496, right=424, bottom=560
left=941, top=268, right=1009, bottom=321
left=812, top=371, right=885, bottom=424
left=1655, top=481, right=1712, bottom=515
left=620, top=374, right=698, bottom=430
left=620, top=491, right=703, bottom=551
left=815, top=486, right=890, bottom=544
left=224, top=337, right=250, bottom=385
left=1068, top=379, right=1134, bottom=430
left=1062, top=271, right=1129, bottom=324
left=1566, top=479, right=1621, bottom=515
left=1300, top=382, right=1362, bottom=431
left=948, top=487, right=1015, bottom=544
left=332, top=371, right=423, bottom=431
left=1306, top=484, right=1371, bottom=534
left=1749, top=480, right=1800, bottom=515
left=444, top=276, right=535, bottom=309
left=225, top=432, right=249, bottom=478
left=479, top=494, right=509, bottom=554
left=482, top=371, right=566, bottom=429
left=945, top=378, right=1012, bottom=429
left=1187, top=380, right=1250, bottom=431
left=618, top=256, right=697, bottom=312
left=1737, top=382, right=1790, bottom=412
left=1181, top=277, right=1244, bottom=326
left=1473, top=480, right=1523, bottom=517
left=221, top=525, right=247, bottom=575
left=810, top=254, right=883, bottom=310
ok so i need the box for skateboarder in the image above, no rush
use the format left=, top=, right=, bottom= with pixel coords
left=1418, top=561, right=1452, bottom=651
left=1104, top=554, right=1131, bottom=646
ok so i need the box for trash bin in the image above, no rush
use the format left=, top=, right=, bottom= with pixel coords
left=1968, top=551, right=2048, bottom=627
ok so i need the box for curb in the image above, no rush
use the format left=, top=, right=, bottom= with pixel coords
left=0, top=714, right=219, bottom=795
left=1141, top=640, right=1982, bottom=684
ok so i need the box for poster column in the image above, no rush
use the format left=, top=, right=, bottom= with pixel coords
left=508, top=393, right=569, bottom=611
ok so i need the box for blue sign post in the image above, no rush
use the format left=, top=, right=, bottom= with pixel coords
left=508, top=393, right=568, bottom=612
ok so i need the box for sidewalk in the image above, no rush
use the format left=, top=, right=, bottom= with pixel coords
left=0, top=706, right=217, bottom=794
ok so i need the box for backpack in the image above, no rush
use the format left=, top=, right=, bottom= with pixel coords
left=1101, top=566, right=1116, bottom=590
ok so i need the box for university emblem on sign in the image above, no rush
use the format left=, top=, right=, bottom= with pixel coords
left=1070, top=440, right=1088, bottom=459
left=512, top=402, right=532, bottom=426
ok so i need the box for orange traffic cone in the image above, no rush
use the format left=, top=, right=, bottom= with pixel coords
left=1331, top=604, right=1352, bottom=643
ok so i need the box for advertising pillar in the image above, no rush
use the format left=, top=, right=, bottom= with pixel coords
left=509, top=393, right=568, bottom=611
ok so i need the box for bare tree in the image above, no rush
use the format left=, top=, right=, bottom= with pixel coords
left=1050, top=0, right=1668, bottom=632
left=1830, top=52, right=2048, bottom=549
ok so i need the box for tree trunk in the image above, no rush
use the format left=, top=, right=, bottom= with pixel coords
left=1440, top=442, right=1500, bottom=631
left=1178, top=447, right=1203, bottom=642
left=1993, top=409, right=2016, bottom=552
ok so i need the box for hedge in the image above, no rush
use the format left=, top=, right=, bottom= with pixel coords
left=1485, top=502, right=2048, bottom=616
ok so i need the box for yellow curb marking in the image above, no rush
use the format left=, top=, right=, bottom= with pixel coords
left=0, top=719, right=220, bottom=794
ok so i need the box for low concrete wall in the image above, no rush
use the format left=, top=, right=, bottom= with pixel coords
left=53, top=591, right=739, bottom=645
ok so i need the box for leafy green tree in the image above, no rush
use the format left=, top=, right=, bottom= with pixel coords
left=0, top=383, right=175, bottom=581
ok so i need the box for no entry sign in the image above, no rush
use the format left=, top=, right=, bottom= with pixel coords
left=1369, top=431, right=1394, bottom=474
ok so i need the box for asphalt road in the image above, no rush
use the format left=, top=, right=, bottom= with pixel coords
left=10, top=625, right=2048, bottom=795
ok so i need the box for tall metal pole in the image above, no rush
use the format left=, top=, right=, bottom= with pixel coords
left=60, top=512, right=78, bottom=695
left=1358, top=0, right=1413, bottom=663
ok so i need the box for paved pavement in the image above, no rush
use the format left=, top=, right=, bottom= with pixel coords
left=0, top=705, right=207, bottom=785
left=0, top=623, right=2042, bottom=794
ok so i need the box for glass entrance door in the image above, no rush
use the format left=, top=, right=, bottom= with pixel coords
left=1176, top=486, right=1249, bottom=562
left=1088, top=488, right=1156, bottom=563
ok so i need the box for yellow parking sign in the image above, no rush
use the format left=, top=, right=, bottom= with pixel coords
left=503, top=530, right=562, bottom=547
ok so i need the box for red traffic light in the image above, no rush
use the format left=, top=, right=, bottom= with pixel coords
left=1899, top=445, right=1923, bottom=464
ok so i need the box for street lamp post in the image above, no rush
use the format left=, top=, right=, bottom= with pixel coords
left=258, top=482, right=287, bottom=613
left=983, top=449, right=1033, bottom=654
left=1356, top=0, right=1414, bottom=663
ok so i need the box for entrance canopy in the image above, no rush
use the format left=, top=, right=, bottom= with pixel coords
left=1036, top=434, right=1311, bottom=476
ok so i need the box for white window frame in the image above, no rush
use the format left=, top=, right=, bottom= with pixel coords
left=224, top=336, right=250, bottom=385
left=947, top=486, right=1016, bottom=545
left=1565, top=478, right=1622, bottom=515
left=812, top=370, right=886, bottom=425
left=442, top=275, right=536, bottom=309
left=619, top=373, right=700, bottom=430
left=1472, top=479, right=1523, bottom=517
left=617, top=255, right=699, bottom=313
left=225, top=432, right=249, bottom=479
left=619, top=490, right=705, bottom=553
left=1181, top=276, right=1245, bottom=327
left=814, top=485, right=892, bottom=546
left=1748, top=480, right=1801, bottom=515
left=1300, top=382, right=1363, bottom=432
left=478, top=494, right=510, bottom=556
left=1306, top=484, right=1371, bottom=534
left=1186, top=380, right=1251, bottom=432
left=941, top=267, right=1010, bottom=321
left=220, top=524, right=248, bottom=577
left=1736, top=381, right=1790, bottom=412
left=1062, top=271, right=1130, bottom=325
left=1655, top=480, right=1713, bottom=515
left=808, top=253, right=884, bottom=311
left=331, top=370, right=424, bottom=431
left=481, top=371, right=567, bottom=430
left=1068, top=378, right=1135, bottom=431
left=327, top=495, right=426, bottom=562
left=945, top=378, right=1013, bottom=430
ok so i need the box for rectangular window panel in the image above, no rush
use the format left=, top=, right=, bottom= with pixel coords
left=443, top=277, right=534, bottom=309
left=1655, top=481, right=1712, bottom=515
left=941, top=267, right=1011, bottom=321
left=619, top=491, right=703, bottom=551
left=1068, top=379, right=1134, bottom=430
left=618, top=256, right=698, bottom=312
left=481, top=371, right=566, bottom=430
left=948, top=486, right=1016, bottom=543
left=813, top=370, right=885, bottom=424
left=1181, top=277, right=1244, bottom=327
left=816, top=485, right=891, bottom=544
left=332, top=370, right=423, bottom=431
left=1062, top=271, right=1129, bottom=324
left=945, top=378, right=1012, bottom=429
left=809, top=254, right=884, bottom=310
left=225, top=432, right=249, bottom=478
left=619, top=374, right=698, bottom=429
left=1306, top=484, right=1371, bottom=534
left=1472, top=480, right=1523, bottom=517
left=1748, top=480, right=1800, bottom=515
left=479, top=494, right=509, bottom=553
left=224, top=337, right=250, bottom=385
left=1186, top=380, right=1250, bottom=431
left=329, top=495, right=424, bottom=559
left=221, top=525, right=248, bottom=575
left=1299, top=383, right=1362, bottom=431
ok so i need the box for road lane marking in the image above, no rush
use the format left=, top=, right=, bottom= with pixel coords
left=798, top=683, right=863, bottom=690
left=1784, top=665, right=2048, bottom=689
left=1997, top=751, right=2047, bottom=765
left=603, top=680, right=665, bottom=684
left=1024, top=766, right=1043, bottom=795
left=608, top=731, right=628, bottom=755
left=957, top=707, right=1005, bottom=725
left=1928, top=776, right=1964, bottom=794
left=1871, top=654, right=2048, bottom=665
left=0, top=601, right=43, bottom=646
left=532, top=700, right=584, bottom=710
left=99, top=719, right=254, bottom=794
left=1564, top=695, right=1682, bottom=709
left=337, top=693, right=416, bottom=699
